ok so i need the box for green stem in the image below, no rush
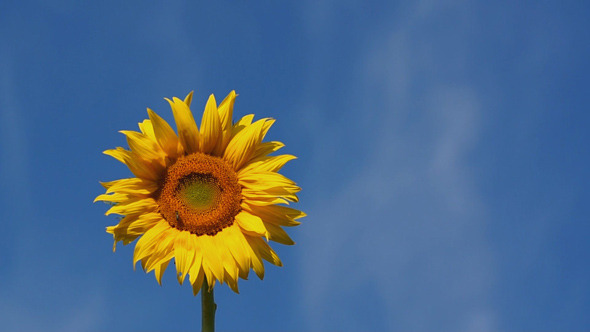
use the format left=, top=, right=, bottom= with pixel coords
left=201, top=278, right=216, bottom=332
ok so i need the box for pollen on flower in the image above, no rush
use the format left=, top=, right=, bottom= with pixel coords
left=157, top=153, right=241, bottom=236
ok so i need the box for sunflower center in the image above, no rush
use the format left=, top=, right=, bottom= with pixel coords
left=178, top=174, right=220, bottom=212
left=157, top=153, right=241, bottom=236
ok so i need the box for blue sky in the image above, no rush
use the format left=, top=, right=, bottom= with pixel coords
left=1, top=1, right=589, bottom=331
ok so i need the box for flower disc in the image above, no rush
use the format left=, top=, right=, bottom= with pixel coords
left=158, top=153, right=241, bottom=236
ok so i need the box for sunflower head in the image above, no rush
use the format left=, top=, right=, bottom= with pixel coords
left=96, top=91, right=304, bottom=294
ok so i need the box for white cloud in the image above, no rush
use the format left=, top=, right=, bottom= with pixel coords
left=59, top=289, right=106, bottom=332
left=0, top=44, right=106, bottom=332
left=298, top=1, right=496, bottom=330
left=0, top=283, right=107, bottom=331
left=0, top=48, right=37, bottom=287
left=0, top=50, right=30, bottom=206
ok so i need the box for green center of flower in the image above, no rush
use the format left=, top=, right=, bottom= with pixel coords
left=178, top=173, right=221, bottom=212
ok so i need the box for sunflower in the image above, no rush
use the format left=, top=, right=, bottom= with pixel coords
left=95, top=91, right=304, bottom=294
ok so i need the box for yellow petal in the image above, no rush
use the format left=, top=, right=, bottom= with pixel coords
left=138, top=119, right=156, bottom=141
left=223, top=119, right=266, bottom=170
left=133, top=222, right=171, bottom=266
left=196, top=235, right=225, bottom=283
left=108, top=212, right=162, bottom=239
left=120, top=130, right=165, bottom=166
left=239, top=171, right=299, bottom=190
left=241, top=234, right=265, bottom=279
left=191, top=266, right=205, bottom=296
left=188, top=235, right=204, bottom=284
left=206, top=278, right=216, bottom=291
left=263, top=222, right=295, bottom=245
left=103, top=147, right=129, bottom=164
left=174, top=231, right=196, bottom=285
left=144, top=236, right=175, bottom=273
left=103, top=148, right=160, bottom=181
left=242, top=195, right=291, bottom=206
left=224, top=268, right=240, bottom=293
left=212, top=234, right=238, bottom=284
left=105, top=197, right=158, bottom=216
left=199, top=94, right=222, bottom=154
left=148, top=108, right=180, bottom=159
left=108, top=213, right=154, bottom=252
left=235, top=211, right=267, bottom=237
left=260, top=118, right=275, bottom=140
left=239, top=154, right=297, bottom=176
left=245, top=235, right=282, bottom=267
left=202, top=264, right=215, bottom=291
left=94, top=192, right=132, bottom=203
left=101, top=177, right=158, bottom=195
left=231, top=114, right=254, bottom=136
left=214, top=90, right=236, bottom=156
left=242, top=186, right=301, bottom=200
left=242, top=188, right=298, bottom=204
left=242, top=203, right=305, bottom=227
left=167, top=97, right=199, bottom=154
left=251, top=141, right=285, bottom=160
left=154, top=256, right=173, bottom=285
left=238, top=265, right=250, bottom=280
left=184, top=91, right=194, bottom=107
left=223, top=225, right=251, bottom=274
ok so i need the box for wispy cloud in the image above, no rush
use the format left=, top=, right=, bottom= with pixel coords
left=59, top=288, right=106, bottom=332
left=0, top=47, right=35, bottom=287
left=298, top=1, right=495, bottom=330
left=0, top=279, right=107, bottom=331
left=0, top=50, right=30, bottom=207
left=0, top=36, right=107, bottom=332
